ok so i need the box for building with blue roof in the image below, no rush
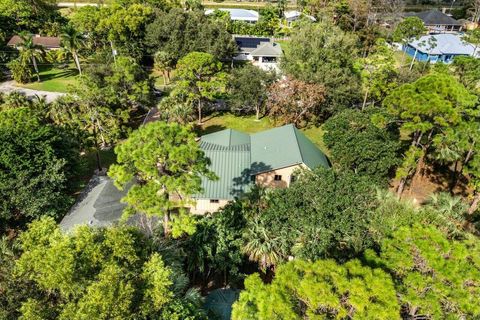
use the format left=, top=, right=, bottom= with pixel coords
left=405, top=33, right=478, bottom=64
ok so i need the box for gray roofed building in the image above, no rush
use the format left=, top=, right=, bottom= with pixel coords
left=250, top=42, right=283, bottom=58
left=60, top=176, right=128, bottom=231
left=405, top=10, right=462, bottom=33
left=233, top=36, right=283, bottom=71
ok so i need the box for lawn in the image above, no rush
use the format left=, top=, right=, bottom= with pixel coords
left=276, top=39, right=291, bottom=52
left=198, top=113, right=329, bottom=154
left=72, top=149, right=117, bottom=196
left=19, top=65, right=79, bottom=93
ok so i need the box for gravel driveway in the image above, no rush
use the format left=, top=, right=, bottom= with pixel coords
left=0, top=81, right=65, bottom=103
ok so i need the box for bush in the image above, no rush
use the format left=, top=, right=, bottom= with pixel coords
left=7, top=59, right=32, bottom=83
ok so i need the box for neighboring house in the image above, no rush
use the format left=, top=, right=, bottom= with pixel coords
left=234, top=36, right=283, bottom=71
left=284, top=10, right=316, bottom=27
left=205, top=8, right=259, bottom=23
left=191, top=124, right=330, bottom=214
left=405, top=10, right=462, bottom=33
left=405, top=33, right=478, bottom=64
left=7, top=34, right=61, bottom=50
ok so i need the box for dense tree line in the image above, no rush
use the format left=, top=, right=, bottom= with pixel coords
left=2, top=0, right=480, bottom=318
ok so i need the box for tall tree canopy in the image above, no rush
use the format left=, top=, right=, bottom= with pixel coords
left=0, top=108, right=79, bottom=230
left=380, top=73, right=478, bottom=195
left=242, top=168, right=377, bottom=268
left=324, top=108, right=400, bottom=184
left=281, top=21, right=360, bottom=114
left=266, top=78, right=326, bottom=126
left=232, top=259, right=400, bottom=319
left=0, top=0, right=61, bottom=34
left=108, top=122, right=216, bottom=237
left=228, top=64, right=277, bottom=120
left=173, top=52, right=227, bottom=124
left=145, top=9, right=237, bottom=64
left=366, top=224, right=480, bottom=319
left=11, top=217, right=206, bottom=320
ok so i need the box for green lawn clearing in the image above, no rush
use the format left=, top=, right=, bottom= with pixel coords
left=198, top=113, right=328, bottom=154
left=276, top=39, right=291, bottom=52
left=72, top=149, right=117, bottom=196
left=19, top=65, right=79, bottom=93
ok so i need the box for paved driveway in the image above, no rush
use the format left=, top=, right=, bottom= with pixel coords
left=0, top=81, right=65, bottom=103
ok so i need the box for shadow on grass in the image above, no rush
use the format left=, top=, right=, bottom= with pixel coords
left=39, top=68, right=78, bottom=81
left=195, top=124, right=227, bottom=136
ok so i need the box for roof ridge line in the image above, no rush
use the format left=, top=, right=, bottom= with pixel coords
left=291, top=125, right=305, bottom=164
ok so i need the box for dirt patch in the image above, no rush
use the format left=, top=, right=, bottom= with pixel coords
left=391, top=164, right=472, bottom=204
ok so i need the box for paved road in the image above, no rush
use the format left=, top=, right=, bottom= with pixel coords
left=57, top=2, right=100, bottom=7
left=0, top=81, right=65, bottom=103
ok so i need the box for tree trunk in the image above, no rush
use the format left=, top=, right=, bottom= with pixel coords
left=73, top=51, right=82, bottom=75
left=450, top=160, right=459, bottom=192
left=163, top=210, right=170, bottom=237
left=197, top=100, right=202, bottom=125
left=409, top=48, right=418, bottom=71
left=92, top=122, right=102, bottom=171
left=32, top=57, right=40, bottom=82
left=362, top=87, right=369, bottom=110
left=397, top=131, right=423, bottom=197
left=464, top=144, right=475, bottom=167
left=397, top=178, right=406, bottom=197
left=468, top=192, right=480, bottom=215
left=255, top=105, right=260, bottom=121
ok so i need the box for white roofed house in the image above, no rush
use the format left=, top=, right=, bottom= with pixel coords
left=233, top=36, right=283, bottom=71
left=283, top=10, right=316, bottom=27
left=205, top=8, right=259, bottom=23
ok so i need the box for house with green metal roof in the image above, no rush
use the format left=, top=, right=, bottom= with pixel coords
left=191, top=124, right=329, bottom=214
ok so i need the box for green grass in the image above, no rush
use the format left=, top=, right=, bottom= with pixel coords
left=198, top=113, right=328, bottom=153
left=19, top=65, right=79, bottom=93
left=276, top=39, right=290, bottom=52
left=72, top=149, right=117, bottom=196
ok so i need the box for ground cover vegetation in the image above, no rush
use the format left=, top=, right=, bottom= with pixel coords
left=1, top=0, right=480, bottom=319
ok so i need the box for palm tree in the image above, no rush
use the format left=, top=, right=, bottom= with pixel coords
left=61, top=25, right=85, bottom=75
left=242, top=218, right=288, bottom=270
left=17, top=33, right=44, bottom=82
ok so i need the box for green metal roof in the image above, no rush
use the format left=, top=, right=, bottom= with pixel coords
left=196, top=124, right=329, bottom=200
left=201, top=129, right=250, bottom=147
left=251, top=124, right=329, bottom=173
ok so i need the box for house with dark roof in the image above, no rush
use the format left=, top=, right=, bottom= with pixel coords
left=191, top=124, right=329, bottom=214
left=234, top=36, right=283, bottom=71
left=7, top=35, right=61, bottom=50
left=405, top=10, right=462, bottom=33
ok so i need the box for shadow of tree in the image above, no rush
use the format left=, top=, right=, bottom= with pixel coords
left=231, top=162, right=271, bottom=198
left=195, top=124, right=227, bottom=136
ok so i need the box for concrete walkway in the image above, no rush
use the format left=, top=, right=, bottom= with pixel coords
left=0, top=81, right=65, bottom=103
